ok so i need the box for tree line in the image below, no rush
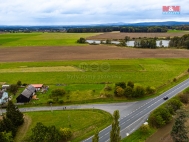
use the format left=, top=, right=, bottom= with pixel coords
left=169, top=34, right=189, bottom=49
left=114, top=81, right=156, bottom=98
left=67, top=26, right=168, bottom=33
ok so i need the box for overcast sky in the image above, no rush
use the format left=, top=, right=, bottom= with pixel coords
left=0, top=0, right=189, bottom=25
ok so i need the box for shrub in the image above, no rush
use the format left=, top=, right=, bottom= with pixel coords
left=146, top=86, right=156, bottom=95
left=173, top=78, right=177, bottom=82
left=77, top=37, right=86, bottom=43
left=127, top=81, right=134, bottom=88
left=60, top=128, right=72, bottom=140
left=58, top=99, right=64, bottom=104
left=124, top=86, right=133, bottom=98
left=16, top=81, right=22, bottom=87
left=139, top=124, right=150, bottom=134
left=132, top=86, right=145, bottom=98
left=104, top=85, right=112, bottom=91
left=115, top=82, right=126, bottom=89
left=47, top=99, right=54, bottom=104
left=114, top=86, right=124, bottom=97
left=51, top=89, right=66, bottom=97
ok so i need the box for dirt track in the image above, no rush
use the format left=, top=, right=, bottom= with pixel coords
left=0, top=45, right=189, bottom=62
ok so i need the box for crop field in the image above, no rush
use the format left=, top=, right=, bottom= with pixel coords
left=0, top=32, right=99, bottom=48
left=87, top=32, right=187, bottom=40
left=22, top=109, right=113, bottom=142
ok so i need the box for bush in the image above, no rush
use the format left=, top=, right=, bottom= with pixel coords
left=104, top=85, right=112, bottom=91
left=173, top=78, right=177, bottom=82
left=51, top=89, right=66, bottom=97
left=115, top=82, right=126, bottom=89
left=77, top=37, right=86, bottom=43
left=124, top=86, right=133, bottom=98
left=146, top=86, right=156, bottom=95
left=132, top=86, right=145, bottom=98
left=16, top=81, right=22, bottom=87
left=58, top=99, right=64, bottom=104
left=60, top=128, right=72, bottom=140
left=47, top=99, right=54, bottom=104
left=127, top=81, right=134, bottom=88
left=114, top=86, right=124, bottom=97
left=139, top=124, right=150, bottom=134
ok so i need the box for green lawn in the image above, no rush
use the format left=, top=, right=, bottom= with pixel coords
left=21, top=109, right=113, bottom=142
left=0, top=33, right=99, bottom=48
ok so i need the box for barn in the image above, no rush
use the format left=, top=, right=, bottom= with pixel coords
left=16, top=85, right=36, bottom=103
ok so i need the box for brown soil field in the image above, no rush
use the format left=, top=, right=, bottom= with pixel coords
left=87, top=32, right=187, bottom=40
left=0, top=45, right=189, bottom=62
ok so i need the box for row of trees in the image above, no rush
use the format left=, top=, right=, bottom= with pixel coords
left=0, top=101, right=24, bottom=141
left=134, top=39, right=157, bottom=48
left=67, top=26, right=168, bottom=33
left=114, top=81, right=156, bottom=98
left=169, top=34, right=189, bottom=49
left=120, top=26, right=168, bottom=33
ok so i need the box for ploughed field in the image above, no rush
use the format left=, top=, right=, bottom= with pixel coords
left=0, top=45, right=189, bottom=62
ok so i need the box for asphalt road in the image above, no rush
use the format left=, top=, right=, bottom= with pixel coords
left=83, top=78, right=189, bottom=142
left=1, top=78, right=189, bottom=142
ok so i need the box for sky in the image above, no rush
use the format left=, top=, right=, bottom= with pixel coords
left=0, top=0, right=189, bottom=25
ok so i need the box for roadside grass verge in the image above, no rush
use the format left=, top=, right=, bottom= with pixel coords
left=19, top=109, right=113, bottom=142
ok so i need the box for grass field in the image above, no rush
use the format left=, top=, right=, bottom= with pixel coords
left=19, top=109, right=113, bottom=142
left=1, top=58, right=188, bottom=104
left=167, top=29, right=189, bottom=33
left=0, top=33, right=99, bottom=48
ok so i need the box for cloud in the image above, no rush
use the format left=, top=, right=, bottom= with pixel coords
left=0, top=0, right=188, bottom=25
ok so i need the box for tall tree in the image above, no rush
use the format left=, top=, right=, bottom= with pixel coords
left=6, top=101, right=24, bottom=127
left=171, top=109, right=189, bottom=142
left=110, top=110, right=121, bottom=142
left=92, top=128, right=99, bottom=142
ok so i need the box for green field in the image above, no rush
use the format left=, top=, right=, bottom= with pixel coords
left=0, top=33, right=99, bottom=48
left=167, top=29, right=189, bottom=33
left=19, top=109, right=112, bottom=142
left=1, top=58, right=189, bottom=104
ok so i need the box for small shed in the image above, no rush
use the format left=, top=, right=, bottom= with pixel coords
left=16, top=85, right=36, bottom=103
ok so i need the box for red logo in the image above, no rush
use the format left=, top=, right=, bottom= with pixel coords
left=162, top=6, right=180, bottom=14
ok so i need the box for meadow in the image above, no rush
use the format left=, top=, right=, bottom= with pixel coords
left=0, top=32, right=99, bottom=48
left=0, top=58, right=188, bottom=104
left=15, top=109, right=113, bottom=142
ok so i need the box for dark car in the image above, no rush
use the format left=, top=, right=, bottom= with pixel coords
left=163, top=96, right=168, bottom=100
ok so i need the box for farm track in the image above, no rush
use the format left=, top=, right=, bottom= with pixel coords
left=0, top=45, right=189, bottom=62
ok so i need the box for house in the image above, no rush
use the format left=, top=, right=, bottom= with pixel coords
left=16, top=85, right=36, bottom=103
left=31, top=84, right=43, bottom=91
left=0, top=91, right=8, bottom=105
